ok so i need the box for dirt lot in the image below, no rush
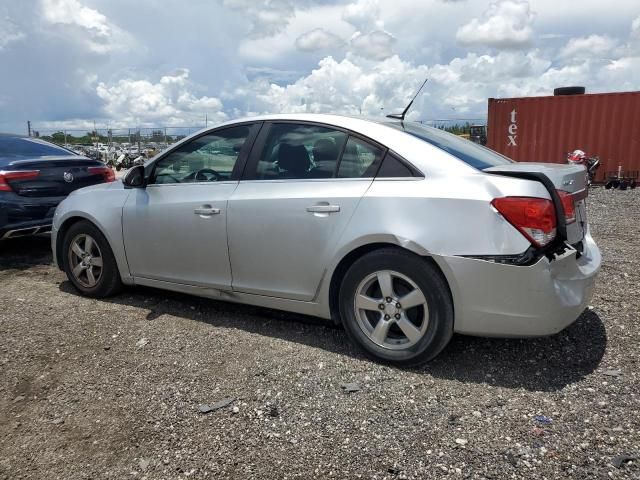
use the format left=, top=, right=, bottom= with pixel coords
left=1, top=188, right=638, bottom=479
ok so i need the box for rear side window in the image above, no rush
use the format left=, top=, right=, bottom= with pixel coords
left=254, top=123, right=348, bottom=180
left=377, top=152, right=415, bottom=178
left=0, top=136, right=73, bottom=158
left=385, top=122, right=513, bottom=170
left=337, top=137, right=384, bottom=178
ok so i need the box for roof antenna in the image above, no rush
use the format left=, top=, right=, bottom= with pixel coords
left=386, top=77, right=429, bottom=121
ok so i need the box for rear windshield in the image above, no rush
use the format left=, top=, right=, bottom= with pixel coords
left=384, top=122, right=513, bottom=170
left=0, top=136, right=74, bottom=159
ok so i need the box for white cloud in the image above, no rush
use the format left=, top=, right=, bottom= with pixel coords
left=631, top=15, right=640, bottom=42
left=342, top=0, right=384, bottom=31
left=0, top=14, right=25, bottom=50
left=296, top=28, right=345, bottom=51
left=349, top=30, right=397, bottom=60
left=42, top=0, right=110, bottom=35
left=235, top=45, right=634, bottom=120
left=95, top=69, right=226, bottom=127
left=4, top=0, right=640, bottom=134
left=456, top=0, right=535, bottom=49
left=41, top=0, right=132, bottom=53
left=559, top=34, right=618, bottom=60
left=231, top=56, right=416, bottom=116
left=224, top=0, right=346, bottom=39
left=233, top=55, right=433, bottom=118
left=222, top=0, right=290, bottom=38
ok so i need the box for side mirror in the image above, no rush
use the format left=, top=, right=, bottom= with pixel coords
left=123, top=165, right=146, bottom=188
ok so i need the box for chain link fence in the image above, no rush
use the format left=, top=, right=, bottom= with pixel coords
left=33, top=126, right=206, bottom=162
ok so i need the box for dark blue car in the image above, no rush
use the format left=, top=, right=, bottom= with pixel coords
left=0, top=134, right=114, bottom=240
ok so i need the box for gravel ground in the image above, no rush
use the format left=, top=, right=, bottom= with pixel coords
left=0, top=187, right=638, bottom=479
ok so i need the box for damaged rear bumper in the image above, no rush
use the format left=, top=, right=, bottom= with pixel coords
left=435, top=229, right=601, bottom=337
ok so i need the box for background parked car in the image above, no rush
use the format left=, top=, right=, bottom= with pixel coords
left=0, top=134, right=115, bottom=240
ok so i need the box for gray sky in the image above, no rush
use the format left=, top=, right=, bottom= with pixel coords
left=1, top=0, right=639, bottom=133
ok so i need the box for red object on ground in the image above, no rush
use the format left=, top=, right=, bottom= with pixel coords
left=486, top=91, right=640, bottom=182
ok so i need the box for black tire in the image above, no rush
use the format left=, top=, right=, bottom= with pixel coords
left=338, top=248, right=453, bottom=366
left=62, top=220, right=122, bottom=298
left=605, top=181, right=613, bottom=190
left=554, top=86, right=585, bottom=96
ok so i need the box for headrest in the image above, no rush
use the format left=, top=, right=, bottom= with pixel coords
left=278, top=144, right=310, bottom=174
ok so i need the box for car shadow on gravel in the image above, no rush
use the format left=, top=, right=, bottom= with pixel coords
left=425, top=309, right=606, bottom=391
left=59, top=279, right=607, bottom=393
left=0, top=235, right=53, bottom=270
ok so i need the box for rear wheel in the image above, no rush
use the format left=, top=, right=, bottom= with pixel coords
left=339, top=248, right=453, bottom=366
left=62, top=221, right=122, bottom=298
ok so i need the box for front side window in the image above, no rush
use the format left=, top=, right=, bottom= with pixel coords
left=151, top=125, right=252, bottom=184
left=254, top=123, right=348, bottom=180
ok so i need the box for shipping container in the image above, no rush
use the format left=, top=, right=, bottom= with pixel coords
left=486, top=91, right=640, bottom=182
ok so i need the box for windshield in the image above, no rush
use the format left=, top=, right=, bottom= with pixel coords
left=383, top=121, right=513, bottom=170
left=0, top=136, right=75, bottom=159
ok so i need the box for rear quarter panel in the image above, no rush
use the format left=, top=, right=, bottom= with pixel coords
left=316, top=172, right=550, bottom=318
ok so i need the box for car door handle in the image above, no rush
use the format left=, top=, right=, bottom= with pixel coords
left=194, top=206, right=220, bottom=216
left=306, top=204, right=340, bottom=213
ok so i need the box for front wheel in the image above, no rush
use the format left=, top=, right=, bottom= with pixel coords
left=62, top=221, right=122, bottom=298
left=338, top=248, right=453, bottom=366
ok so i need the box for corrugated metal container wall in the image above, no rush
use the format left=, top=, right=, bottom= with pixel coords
left=487, top=91, right=640, bottom=182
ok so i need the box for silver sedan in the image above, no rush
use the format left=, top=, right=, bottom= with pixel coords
left=52, top=114, right=601, bottom=365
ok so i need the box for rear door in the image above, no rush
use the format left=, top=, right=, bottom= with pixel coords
left=122, top=123, right=259, bottom=288
left=227, top=122, right=385, bottom=301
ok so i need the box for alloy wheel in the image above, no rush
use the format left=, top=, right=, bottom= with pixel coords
left=353, top=270, right=430, bottom=350
left=68, top=233, right=103, bottom=288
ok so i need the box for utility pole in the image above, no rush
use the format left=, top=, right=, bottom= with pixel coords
left=27, top=121, right=32, bottom=137
left=205, top=113, right=208, bottom=128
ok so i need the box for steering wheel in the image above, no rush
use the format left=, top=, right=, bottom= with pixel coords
left=194, top=168, right=222, bottom=182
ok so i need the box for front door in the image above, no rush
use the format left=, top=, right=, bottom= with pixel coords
left=227, top=122, right=385, bottom=301
left=122, top=123, right=259, bottom=288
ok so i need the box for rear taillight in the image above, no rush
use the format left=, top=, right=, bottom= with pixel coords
left=88, top=166, right=116, bottom=183
left=557, top=190, right=576, bottom=224
left=491, top=197, right=557, bottom=248
left=0, top=170, right=40, bottom=192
